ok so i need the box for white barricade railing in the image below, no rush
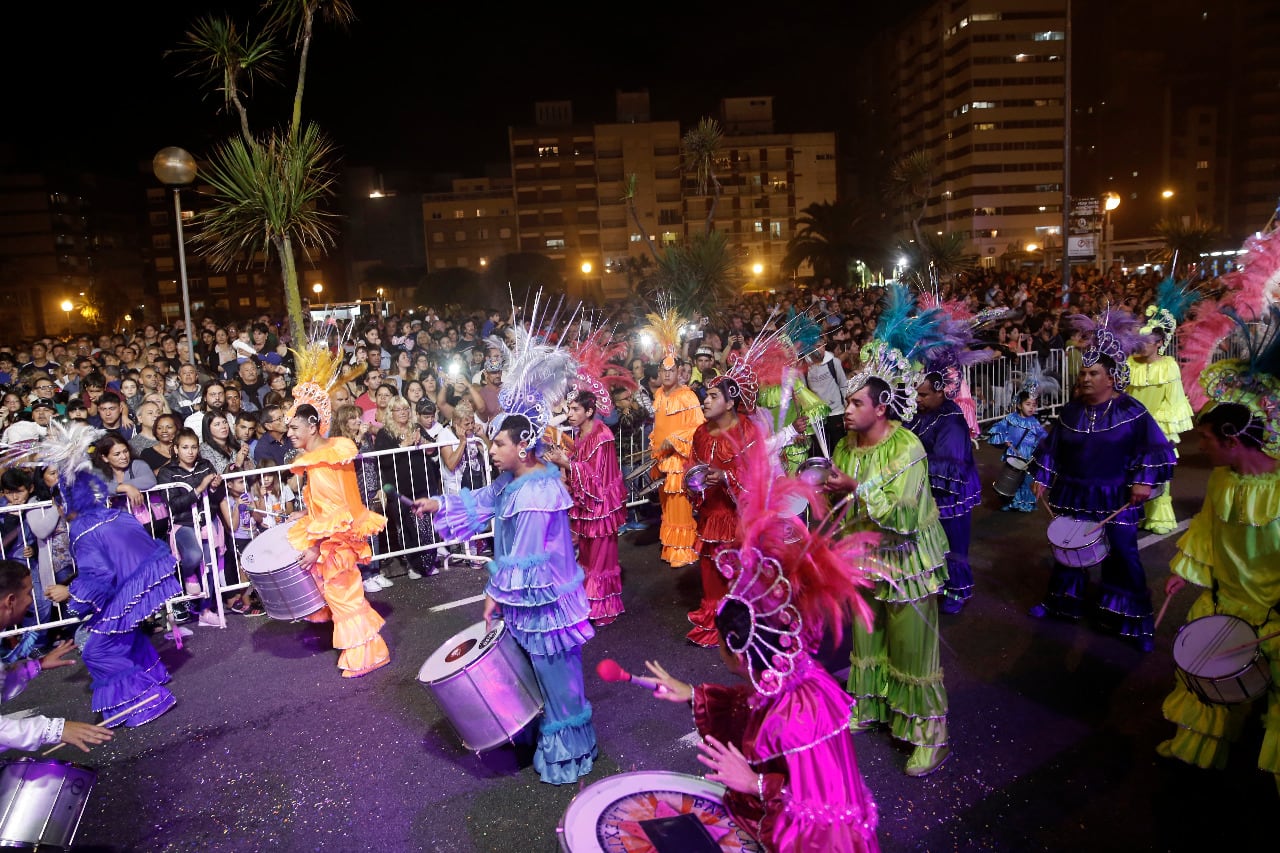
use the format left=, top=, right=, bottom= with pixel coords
left=965, top=348, right=1075, bottom=428
left=614, top=422, right=654, bottom=510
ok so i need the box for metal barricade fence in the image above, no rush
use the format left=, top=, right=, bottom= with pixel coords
left=614, top=422, right=653, bottom=509
left=0, top=481, right=217, bottom=642
left=965, top=348, right=1076, bottom=429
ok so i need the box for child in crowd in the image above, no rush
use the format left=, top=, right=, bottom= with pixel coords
left=987, top=389, right=1048, bottom=512
left=224, top=463, right=261, bottom=615
left=252, top=469, right=296, bottom=527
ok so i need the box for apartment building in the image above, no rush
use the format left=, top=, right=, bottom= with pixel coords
left=422, top=176, right=519, bottom=277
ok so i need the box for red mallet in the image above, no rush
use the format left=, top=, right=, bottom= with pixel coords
left=596, top=658, right=660, bottom=690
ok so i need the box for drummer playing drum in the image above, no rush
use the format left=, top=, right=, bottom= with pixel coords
left=1027, top=332, right=1176, bottom=652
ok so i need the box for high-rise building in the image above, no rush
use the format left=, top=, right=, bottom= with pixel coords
left=422, top=177, right=519, bottom=278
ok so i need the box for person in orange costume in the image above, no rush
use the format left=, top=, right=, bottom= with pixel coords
left=650, top=357, right=705, bottom=567
left=285, top=403, right=390, bottom=678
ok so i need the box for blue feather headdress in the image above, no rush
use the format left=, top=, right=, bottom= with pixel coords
left=845, top=284, right=925, bottom=420
left=1142, top=276, right=1204, bottom=355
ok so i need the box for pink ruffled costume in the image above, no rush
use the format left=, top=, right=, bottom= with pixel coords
left=564, top=420, right=626, bottom=625
left=693, top=653, right=880, bottom=852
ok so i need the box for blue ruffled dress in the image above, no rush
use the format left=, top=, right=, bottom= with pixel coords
left=66, top=476, right=182, bottom=727
left=431, top=466, right=598, bottom=784
left=987, top=412, right=1048, bottom=512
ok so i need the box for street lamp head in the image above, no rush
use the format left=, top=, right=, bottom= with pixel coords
left=312, top=282, right=324, bottom=295
left=61, top=300, right=73, bottom=312
left=153, top=147, right=196, bottom=186
left=580, top=261, right=593, bottom=275
left=1026, top=243, right=1040, bottom=252
left=1103, top=192, right=1122, bottom=212
left=1161, top=189, right=1175, bottom=200
left=752, top=263, right=764, bottom=276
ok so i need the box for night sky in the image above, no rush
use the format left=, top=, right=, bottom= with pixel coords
left=8, top=1, right=928, bottom=178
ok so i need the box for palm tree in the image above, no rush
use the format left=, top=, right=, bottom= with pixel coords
left=651, top=230, right=741, bottom=321
left=170, top=0, right=354, bottom=342
left=683, top=118, right=725, bottom=231
left=1154, top=215, right=1224, bottom=275
left=886, top=149, right=936, bottom=249
left=783, top=200, right=887, bottom=285
left=894, top=232, right=977, bottom=280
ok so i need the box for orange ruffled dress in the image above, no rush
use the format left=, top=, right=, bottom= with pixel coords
left=649, top=384, right=705, bottom=566
left=287, top=437, right=391, bottom=678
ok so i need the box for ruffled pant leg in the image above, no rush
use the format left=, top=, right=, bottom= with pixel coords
left=81, top=629, right=176, bottom=727
left=686, top=545, right=727, bottom=647
left=317, top=545, right=390, bottom=678
left=849, top=597, right=948, bottom=749
left=1095, top=523, right=1154, bottom=641
left=529, top=647, right=598, bottom=785
left=939, top=514, right=973, bottom=603
left=1141, top=492, right=1177, bottom=534
left=1011, top=474, right=1037, bottom=512
left=579, top=536, right=624, bottom=625
left=658, top=488, right=698, bottom=567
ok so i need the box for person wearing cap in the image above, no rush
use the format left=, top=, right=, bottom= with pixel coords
left=691, top=347, right=719, bottom=385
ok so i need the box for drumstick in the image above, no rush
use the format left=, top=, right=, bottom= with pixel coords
left=40, top=694, right=161, bottom=756
left=1037, top=492, right=1055, bottom=518
left=1153, top=591, right=1176, bottom=630
left=1213, top=627, right=1280, bottom=659
left=1083, top=505, right=1127, bottom=538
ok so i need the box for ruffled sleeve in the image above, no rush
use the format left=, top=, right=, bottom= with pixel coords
left=431, top=476, right=503, bottom=542
left=692, top=682, right=756, bottom=746
left=910, top=406, right=981, bottom=518
left=68, top=511, right=182, bottom=634
left=1124, top=403, right=1178, bottom=487
left=565, top=423, right=626, bottom=537
left=1126, top=356, right=1194, bottom=439
left=286, top=438, right=387, bottom=553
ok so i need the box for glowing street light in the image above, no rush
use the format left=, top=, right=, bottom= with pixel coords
left=752, top=262, right=764, bottom=276
left=153, top=146, right=197, bottom=365
left=1026, top=243, right=1040, bottom=252
left=580, top=261, right=593, bottom=275
left=61, top=299, right=73, bottom=331
left=1102, top=192, right=1122, bottom=269
left=312, top=282, right=323, bottom=297
left=1161, top=189, right=1175, bottom=200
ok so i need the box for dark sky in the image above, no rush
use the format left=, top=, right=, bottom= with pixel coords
left=8, top=1, right=927, bottom=179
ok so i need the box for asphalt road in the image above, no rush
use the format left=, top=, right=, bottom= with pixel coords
left=2, top=441, right=1273, bottom=852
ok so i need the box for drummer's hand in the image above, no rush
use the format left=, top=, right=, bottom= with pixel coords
left=45, top=584, right=70, bottom=604
left=38, top=640, right=78, bottom=671
left=643, top=660, right=694, bottom=703
left=823, top=467, right=856, bottom=494
left=792, top=415, right=809, bottom=433
left=696, top=735, right=758, bottom=795
left=59, top=721, right=113, bottom=753
left=298, top=545, right=320, bottom=569
left=1032, top=481, right=1046, bottom=499
left=1129, top=483, right=1152, bottom=506
left=704, top=469, right=725, bottom=488
left=412, top=498, right=440, bottom=516
left=483, top=594, right=500, bottom=630
left=287, top=511, right=304, bottom=521
left=1165, top=575, right=1187, bottom=598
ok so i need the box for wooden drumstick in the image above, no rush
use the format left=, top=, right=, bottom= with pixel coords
left=41, top=694, right=161, bottom=756
left=1037, top=492, right=1055, bottom=518
left=1152, top=591, right=1176, bottom=630
left=1213, top=627, right=1280, bottom=659
left=1083, top=505, right=1128, bottom=538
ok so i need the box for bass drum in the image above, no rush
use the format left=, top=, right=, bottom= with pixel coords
left=557, top=770, right=764, bottom=853
left=0, top=759, right=96, bottom=851
left=417, top=620, right=544, bottom=753
left=240, top=521, right=327, bottom=621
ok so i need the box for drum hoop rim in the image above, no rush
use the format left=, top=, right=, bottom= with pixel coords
left=0, top=757, right=96, bottom=772
left=1046, top=516, right=1108, bottom=547
left=558, top=769, right=729, bottom=828
left=1173, top=615, right=1266, bottom=677
left=418, top=620, right=509, bottom=683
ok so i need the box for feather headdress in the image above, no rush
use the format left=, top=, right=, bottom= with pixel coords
left=487, top=290, right=580, bottom=452
left=1196, top=304, right=1280, bottom=458
left=567, top=324, right=635, bottom=418
left=0, top=420, right=112, bottom=516
left=287, top=317, right=366, bottom=435
left=642, top=291, right=688, bottom=370
left=1178, top=227, right=1280, bottom=410
left=1142, top=276, right=1205, bottom=355
left=1069, top=307, right=1152, bottom=391
left=712, top=433, right=883, bottom=696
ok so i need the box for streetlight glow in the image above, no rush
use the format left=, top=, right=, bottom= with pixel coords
left=1026, top=243, right=1040, bottom=252
left=153, top=146, right=197, bottom=365
left=1161, top=189, right=1175, bottom=199
left=752, top=263, right=764, bottom=276
left=580, top=261, right=593, bottom=275
left=312, top=282, right=323, bottom=295
left=60, top=300, right=73, bottom=312
left=1103, top=192, right=1122, bottom=212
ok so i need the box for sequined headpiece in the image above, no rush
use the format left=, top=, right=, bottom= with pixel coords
left=287, top=318, right=365, bottom=435
left=708, top=356, right=760, bottom=413
left=845, top=341, right=921, bottom=421
left=1141, top=276, right=1204, bottom=356
left=567, top=324, right=636, bottom=419
left=1070, top=307, right=1150, bottom=391
left=642, top=292, right=687, bottom=371
left=1196, top=304, right=1280, bottom=459
left=487, top=291, right=580, bottom=453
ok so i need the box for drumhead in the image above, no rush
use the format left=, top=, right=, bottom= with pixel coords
left=1173, top=615, right=1259, bottom=678
left=417, top=621, right=506, bottom=684
left=557, top=770, right=763, bottom=853
left=1046, top=516, right=1103, bottom=548
left=241, top=521, right=302, bottom=575
left=1005, top=456, right=1029, bottom=471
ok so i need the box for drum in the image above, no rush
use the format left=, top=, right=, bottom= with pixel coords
left=0, top=759, right=96, bottom=851
left=1172, top=614, right=1272, bottom=705
left=240, top=521, right=326, bottom=621
left=1046, top=516, right=1110, bottom=568
left=417, top=620, right=544, bottom=753
left=557, top=770, right=764, bottom=852
left=796, top=456, right=833, bottom=487
left=683, top=464, right=712, bottom=498
left=993, top=456, right=1030, bottom=498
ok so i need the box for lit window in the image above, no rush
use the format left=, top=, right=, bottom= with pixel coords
left=1033, top=31, right=1065, bottom=41
left=453, top=210, right=465, bottom=219
left=1196, top=160, right=1209, bottom=169
left=972, top=101, right=996, bottom=109
left=475, top=208, right=486, bottom=217
left=754, top=221, right=764, bottom=233
left=770, top=222, right=782, bottom=238
left=546, top=239, right=566, bottom=249
left=630, top=233, right=643, bottom=243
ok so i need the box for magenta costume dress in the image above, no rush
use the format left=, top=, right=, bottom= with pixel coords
left=65, top=475, right=181, bottom=727
left=693, top=653, right=879, bottom=852
left=1030, top=394, right=1175, bottom=639
left=565, top=421, right=626, bottom=624
left=431, top=466, right=598, bottom=784
left=905, top=399, right=982, bottom=606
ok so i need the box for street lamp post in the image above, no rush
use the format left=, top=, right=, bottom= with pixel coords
left=153, top=147, right=197, bottom=365
left=61, top=300, right=73, bottom=333
left=1102, top=192, right=1121, bottom=271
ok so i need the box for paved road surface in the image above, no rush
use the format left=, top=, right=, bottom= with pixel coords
left=3, top=441, right=1272, bottom=851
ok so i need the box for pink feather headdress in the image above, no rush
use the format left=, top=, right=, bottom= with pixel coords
left=568, top=325, right=636, bottom=418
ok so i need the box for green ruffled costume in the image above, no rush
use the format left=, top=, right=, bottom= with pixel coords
left=1127, top=355, right=1195, bottom=534
left=758, top=378, right=829, bottom=473
left=1160, top=466, right=1280, bottom=792
left=833, top=424, right=951, bottom=752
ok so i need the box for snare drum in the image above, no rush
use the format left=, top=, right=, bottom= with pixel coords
left=1046, top=516, right=1110, bottom=567
left=417, top=620, right=544, bottom=753
left=557, top=770, right=764, bottom=852
left=993, top=456, right=1030, bottom=498
left=0, top=759, right=96, bottom=851
left=1173, top=614, right=1272, bottom=705
left=240, top=521, right=327, bottom=621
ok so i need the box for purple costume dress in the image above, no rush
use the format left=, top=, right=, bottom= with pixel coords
left=693, top=653, right=880, bottom=852
left=65, top=474, right=181, bottom=727
left=905, top=399, right=981, bottom=607
left=1030, top=394, right=1175, bottom=641
left=431, top=466, right=598, bottom=784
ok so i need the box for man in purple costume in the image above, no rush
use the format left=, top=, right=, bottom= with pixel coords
left=1028, top=310, right=1175, bottom=652
left=906, top=374, right=982, bottom=614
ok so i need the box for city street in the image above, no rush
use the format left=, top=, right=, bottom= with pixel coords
left=4, top=441, right=1273, bottom=852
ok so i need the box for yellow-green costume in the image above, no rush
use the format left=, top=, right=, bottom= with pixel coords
left=757, top=376, right=828, bottom=473
left=1160, top=466, right=1280, bottom=789
left=833, top=423, right=951, bottom=752
left=1126, top=355, right=1194, bottom=533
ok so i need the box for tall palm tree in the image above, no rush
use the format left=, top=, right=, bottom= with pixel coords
left=886, top=149, right=936, bottom=250
left=783, top=200, right=886, bottom=285
left=171, top=0, right=354, bottom=341
left=683, top=118, right=725, bottom=231
left=650, top=230, right=741, bottom=321
left=893, top=232, right=976, bottom=280
left=1154, top=215, right=1224, bottom=275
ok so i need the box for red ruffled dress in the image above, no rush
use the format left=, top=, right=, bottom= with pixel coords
left=287, top=437, right=390, bottom=677
left=565, top=421, right=627, bottom=625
